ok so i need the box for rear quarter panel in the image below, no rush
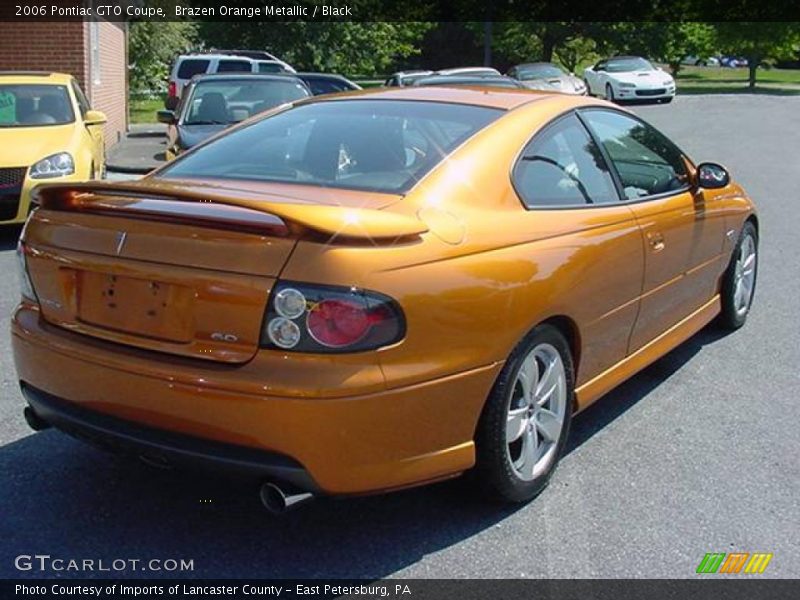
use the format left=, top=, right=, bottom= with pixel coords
left=281, top=96, right=644, bottom=400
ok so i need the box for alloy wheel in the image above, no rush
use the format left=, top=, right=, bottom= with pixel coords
left=505, top=343, right=567, bottom=481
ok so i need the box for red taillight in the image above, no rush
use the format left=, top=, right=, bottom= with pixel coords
left=307, top=298, right=390, bottom=348
left=168, top=81, right=177, bottom=98
left=261, top=282, right=404, bottom=353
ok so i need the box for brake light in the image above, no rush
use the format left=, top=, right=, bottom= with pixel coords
left=168, top=81, right=177, bottom=98
left=261, top=282, right=404, bottom=353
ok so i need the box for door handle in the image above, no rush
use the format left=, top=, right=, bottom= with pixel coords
left=647, top=231, right=665, bottom=252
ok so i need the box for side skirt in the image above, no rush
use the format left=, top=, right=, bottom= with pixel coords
left=574, top=295, right=721, bottom=412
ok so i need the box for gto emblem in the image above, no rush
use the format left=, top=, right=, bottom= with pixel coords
left=211, top=332, right=238, bottom=343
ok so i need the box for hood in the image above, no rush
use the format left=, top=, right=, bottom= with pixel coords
left=0, top=123, right=81, bottom=167
left=177, top=123, right=229, bottom=150
left=610, top=70, right=672, bottom=85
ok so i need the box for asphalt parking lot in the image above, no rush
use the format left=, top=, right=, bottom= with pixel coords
left=1, top=94, right=798, bottom=579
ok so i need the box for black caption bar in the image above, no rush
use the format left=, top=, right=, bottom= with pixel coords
left=3, top=580, right=799, bottom=600
left=1, top=0, right=799, bottom=22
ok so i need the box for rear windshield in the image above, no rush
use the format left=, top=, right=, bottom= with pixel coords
left=182, top=79, right=310, bottom=125
left=177, top=59, right=210, bottom=79
left=0, top=84, right=74, bottom=127
left=159, top=100, right=502, bottom=193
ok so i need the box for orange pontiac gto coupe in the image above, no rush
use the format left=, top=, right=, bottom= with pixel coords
left=12, top=87, right=758, bottom=511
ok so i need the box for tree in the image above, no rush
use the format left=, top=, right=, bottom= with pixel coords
left=197, top=22, right=432, bottom=77
left=128, top=20, right=197, bottom=97
left=553, top=36, right=597, bottom=74
left=493, top=22, right=583, bottom=65
left=715, top=22, right=800, bottom=89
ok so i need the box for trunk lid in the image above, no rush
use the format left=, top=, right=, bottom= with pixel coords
left=23, top=179, right=425, bottom=363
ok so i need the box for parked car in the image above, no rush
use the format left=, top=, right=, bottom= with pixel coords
left=584, top=56, right=676, bottom=103
left=0, top=71, right=105, bottom=225
left=507, top=62, right=587, bottom=95
left=157, top=74, right=311, bottom=160
left=434, top=67, right=502, bottom=77
left=166, top=53, right=295, bottom=105
left=383, top=70, right=434, bottom=87
left=295, top=73, right=361, bottom=96
left=14, top=88, right=758, bottom=510
left=414, top=75, right=528, bottom=89
left=720, top=56, right=749, bottom=68
left=682, top=55, right=720, bottom=67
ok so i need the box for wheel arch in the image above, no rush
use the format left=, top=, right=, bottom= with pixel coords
left=540, top=315, right=582, bottom=385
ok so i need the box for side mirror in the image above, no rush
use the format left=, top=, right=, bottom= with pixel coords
left=156, top=109, right=176, bottom=125
left=164, top=96, right=179, bottom=111
left=696, top=162, right=730, bottom=189
left=83, top=110, right=107, bottom=125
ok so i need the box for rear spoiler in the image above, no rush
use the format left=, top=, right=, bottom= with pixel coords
left=32, top=181, right=428, bottom=242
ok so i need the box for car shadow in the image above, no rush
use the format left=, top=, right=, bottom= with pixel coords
left=566, top=326, right=730, bottom=454
left=0, top=224, right=22, bottom=251
left=0, top=326, right=731, bottom=579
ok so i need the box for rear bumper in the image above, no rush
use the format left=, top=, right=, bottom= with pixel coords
left=22, top=383, right=319, bottom=491
left=12, top=304, right=501, bottom=495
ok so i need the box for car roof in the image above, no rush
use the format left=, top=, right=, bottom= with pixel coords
left=177, top=54, right=256, bottom=62
left=608, top=55, right=647, bottom=61
left=296, top=72, right=348, bottom=80
left=189, top=73, right=302, bottom=83
left=416, top=75, right=524, bottom=89
left=303, top=85, right=558, bottom=110
left=0, top=71, right=73, bottom=84
left=514, top=62, right=561, bottom=69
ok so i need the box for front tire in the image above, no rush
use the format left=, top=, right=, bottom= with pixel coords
left=475, top=324, right=574, bottom=503
left=719, top=221, right=758, bottom=329
left=605, top=83, right=615, bottom=102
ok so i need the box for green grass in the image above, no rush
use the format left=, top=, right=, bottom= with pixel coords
left=675, top=65, right=800, bottom=94
left=130, top=97, right=163, bottom=124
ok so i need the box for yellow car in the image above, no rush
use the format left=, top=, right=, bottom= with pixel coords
left=0, top=72, right=106, bottom=225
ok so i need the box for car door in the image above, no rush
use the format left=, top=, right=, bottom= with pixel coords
left=581, top=108, right=726, bottom=353
left=512, top=112, right=644, bottom=384
left=586, top=61, right=606, bottom=95
left=71, top=79, right=103, bottom=177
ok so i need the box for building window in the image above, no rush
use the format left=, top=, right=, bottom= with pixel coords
left=90, top=21, right=101, bottom=85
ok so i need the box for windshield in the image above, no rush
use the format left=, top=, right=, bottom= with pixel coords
left=517, top=65, right=565, bottom=80
left=0, top=84, right=74, bottom=127
left=182, top=79, right=310, bottom=125
left=606, top=58, right=654, bottom=73
left=160, top=100, right=502, bottom=193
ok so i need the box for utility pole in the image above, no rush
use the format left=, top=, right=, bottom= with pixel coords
left=483, top=21, right=492, bottom=67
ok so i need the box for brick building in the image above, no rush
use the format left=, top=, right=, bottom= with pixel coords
left=0, top=20, right=128, bottom=149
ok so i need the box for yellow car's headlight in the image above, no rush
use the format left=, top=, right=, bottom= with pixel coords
left=29, top=152, right=75, bottom=179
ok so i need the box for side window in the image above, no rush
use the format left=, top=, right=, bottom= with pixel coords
left=176, top=59, right=210, bottom=80
left=71, top=80, right=91, bottom=115
left=513, top=113, right=619, bottom=208
left=582, top=110, right=689, bottom=200
left=216, top=60, right=253, bottom=73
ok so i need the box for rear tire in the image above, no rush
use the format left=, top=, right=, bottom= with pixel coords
left=474, top=324, right=574, bottom=503
left=718, top=221, right=758, bottom=329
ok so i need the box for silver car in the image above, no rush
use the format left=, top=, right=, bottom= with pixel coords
left=507, top=62, right=587, bottom=95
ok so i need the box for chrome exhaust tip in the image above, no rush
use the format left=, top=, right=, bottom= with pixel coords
left=259, top=481, right=314, bottom=515
left=23, top=406, right=50, bottom=431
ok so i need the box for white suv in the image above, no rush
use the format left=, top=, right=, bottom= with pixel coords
left=167, top=53, right=295, bottom=102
